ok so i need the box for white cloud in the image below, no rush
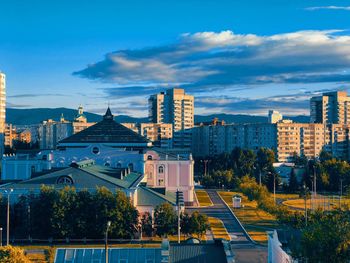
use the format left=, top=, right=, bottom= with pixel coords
left=74, top=29, right=350, bottom=115
left=305, top=6, right=350, bottom=11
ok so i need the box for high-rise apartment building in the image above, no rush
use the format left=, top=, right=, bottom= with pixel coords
left=191, top=121, right=350, bottom=162
left=149, top=88, right=194, bottom=148
left=310, top=91, right=350, bottom=124
left=0, top=72, right=6, bottom=156
left=122, top=122, right=173, bottom=148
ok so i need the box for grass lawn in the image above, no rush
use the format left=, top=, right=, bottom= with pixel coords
left=26, top=253, right=47, bottom=263
left=218, top=191, right=279, bottom=243
left=195, top=190, right=213, bottom=207
left=275, top=193, right=300, bottom=200
left=208, top=217, right=230, bottom=241
left=283, top=196, right=350, bottom=210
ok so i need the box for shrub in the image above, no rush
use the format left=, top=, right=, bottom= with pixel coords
left=0, top=246, right=30, bottom=263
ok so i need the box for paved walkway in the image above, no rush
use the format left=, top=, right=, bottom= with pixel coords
left=189, top=189, right=268, bottom=263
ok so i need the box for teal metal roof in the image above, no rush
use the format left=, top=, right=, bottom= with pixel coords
left=137, top=186, right=176, bottom=206
left=0, top=164, right=143, bottom=191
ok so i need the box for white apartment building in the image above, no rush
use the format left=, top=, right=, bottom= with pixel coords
left=310, top=91, right=350, bottom=124
left=191, top=123, right=277, bottom=158
left=38, top=106, right=94, bottom=149
left=191, top=121, right=350, bottom=162
left=122, top=122, right=173, bottom=148
left=149, top=88, right=194, bottom=148
left=0, top=72, right=5, bottom=156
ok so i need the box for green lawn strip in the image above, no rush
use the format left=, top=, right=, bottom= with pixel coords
left=218, top=191, right=279, bottom=243
left=195, top=190, right=214, bottom=207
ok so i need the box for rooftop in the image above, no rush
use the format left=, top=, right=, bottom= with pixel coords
left=59, top=107, right=150, bottom=145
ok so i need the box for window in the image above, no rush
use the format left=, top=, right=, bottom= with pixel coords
left=116, top=163, right=122, bottom=168
left=56, top=176, right=74, bottom=185
left=147, top=155, right=153, bottom=160
left=105, top=162, right=110, bottom=167
left=158, top=165, right=164, bottom=174
left=128, top=163, right=134, bottom=171
left=92, top=147, right=100, bottom=154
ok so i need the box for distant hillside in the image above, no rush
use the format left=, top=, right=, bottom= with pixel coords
left=6, top=108, right=310, bottom=125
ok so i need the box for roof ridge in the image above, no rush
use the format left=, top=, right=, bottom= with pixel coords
left=140, top=186, right=176, bottom=204
left=78, top=167, right=127, bottom=189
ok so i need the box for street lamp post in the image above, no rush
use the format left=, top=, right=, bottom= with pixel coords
left=4, top=189, right=13, bottom=246
left=105, top=221, right=111, bottom=263
left=303, top=184, right=308, bottom=227
left=253, top=166, right=262, bottom=186
left=0, top=227, right=2, bottom=246
left=339, top=178, right=343, bottom=208
left=273, top=173, right=276, bottom=204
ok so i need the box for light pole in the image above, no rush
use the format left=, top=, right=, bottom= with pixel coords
left=4, top=189, right=13, bottom=246
left=0, top=227, right=2, bottom=246
left=303, top=184, right=308, bottom=227
left=273, top=173, right=276, bottom=204
left=105, top=221, right=111, bottom=263
left=339, top=178, right=343, bottom=208
left=253, top=166, right=262, bottom=186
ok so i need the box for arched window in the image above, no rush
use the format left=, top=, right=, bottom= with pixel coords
left=56, top=175, right=74, bottom=185
left=92, top=147, right=100, bottom=154
left=105, top=162, right=110, bottom=167
left=128, top=163, right=134, bottom=171
left=116, top=163, right=122, bottom=168
left=158, top=165, right=164, bottom=174
left=147, top=155, right=153, bottom=160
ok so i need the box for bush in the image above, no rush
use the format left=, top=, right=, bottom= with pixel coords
left=0, top=246, right=30, bottom=263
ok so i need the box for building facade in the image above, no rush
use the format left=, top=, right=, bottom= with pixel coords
left=310, top=91, right=350, bottom=124
left=149, top=88, right=194, bottom=148
left=0, top=72, right=6, bottom=156
left=2, top=108, right=195, bottom=205
left=38, top=106, right=95, bottom=149
left=191, top=121, right=350, bottom=162
left=122, top=122, right=173, bottom=148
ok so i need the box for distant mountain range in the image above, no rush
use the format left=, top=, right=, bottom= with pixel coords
left=6, top=108, right=310, bottom=125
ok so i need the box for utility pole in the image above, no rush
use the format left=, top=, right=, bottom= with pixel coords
left=259, top=170, right=262, bottom=186
left=303, top=184, right=308, bottom=227
left=176, top=190, right=184, bottom=244
left=4, top=189, right=13, bottom=246
left=339, top=178, right=343, bottom=208
left=105, top=221, right=111, bottom=263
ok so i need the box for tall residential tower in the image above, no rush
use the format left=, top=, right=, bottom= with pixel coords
left=0, top=72, right=6, bottom=156
left=310, top=91, right=350, bottom=124
left=149, top=88, right=194, bottom=148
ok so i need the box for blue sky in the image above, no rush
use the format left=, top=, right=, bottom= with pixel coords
left=1, top=0, right=350, bottom=117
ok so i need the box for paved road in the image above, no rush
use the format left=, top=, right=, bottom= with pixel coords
left=191, top=190, right=251, bottom=243
left=188, top=189, right=268, bottom=263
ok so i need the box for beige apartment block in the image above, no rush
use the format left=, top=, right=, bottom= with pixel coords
left=122, top=122, right=173, bottom=148
left=0, top=72, right=5, bottom=155
left=310, top=91, right=350, bottom=124
left=149, top=88, right=194, bottom=148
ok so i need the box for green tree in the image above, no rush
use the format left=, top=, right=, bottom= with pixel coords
left=111, top=190, right=139, bottom=238
left=31, top=185, right=59, bottom=238
left=188, top=211, right=209, bottom=238
left=51, top=186, right=78, bottom=238
left=299, top=210, right=350, bottom=263
left=154, top=203, right=177, bottom=237
left=0, top=246, right=30, bottom=263
left=141, top=212, right=153, bottom=237
left=288, top=169, right=299, bottom=192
